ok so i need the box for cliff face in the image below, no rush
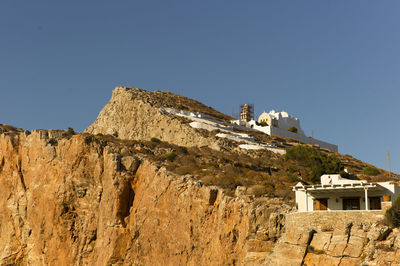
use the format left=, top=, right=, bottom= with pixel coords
left=0, top=130, right=290, bottom=265
left=85, top=87, right=224, bottom=150
left=3, top=87, right=400, bottom=265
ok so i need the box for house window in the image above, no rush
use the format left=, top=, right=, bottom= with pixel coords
left=313, top=198, right=328, bottom=211
left=369, top=197, right=381, bottom=210
left=343, top=198, right=360, bottom=210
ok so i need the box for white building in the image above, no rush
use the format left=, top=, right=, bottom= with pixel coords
left=232, top=109, right=338, bottom=152
left=258, top=110, right=305, bottom=135
left=293, top=174, right=400, bottom=212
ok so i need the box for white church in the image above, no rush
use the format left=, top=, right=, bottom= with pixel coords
left=232, top=104, right=338, bottom=152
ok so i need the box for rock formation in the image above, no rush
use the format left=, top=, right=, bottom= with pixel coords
left=0, top=130, right=290, bottom=265
left=1, top=87, right=400, bottom=265
left=85, top=87, right=229, bottom=150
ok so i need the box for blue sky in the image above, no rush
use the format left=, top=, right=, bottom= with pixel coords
left=1, top=1, right=399, bottom=173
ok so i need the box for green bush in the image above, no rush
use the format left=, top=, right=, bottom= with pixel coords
left=285, top=145, right=343, bottom=183
left=151, top=137, right=161, bottom=143
left=288, top=126, right=298, bottom=133
left=165, top=152, right=177, bottom=162
left=256, top=121, right=268, bottom=127
left=385, top=194, right=400, bottom=227
left=67, top=127, right=75, bottom=135
left=339, top=170, right=351, bottom=179
left=287, top=165, right=298, bottom=173
left=285, top=172, right=301, bottom=182
left=362, top=166, right=380, bottom=176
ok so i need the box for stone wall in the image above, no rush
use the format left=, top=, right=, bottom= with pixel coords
left=265, top=210, right=400, bottom=265
left=285, top=210, right=383, bottom=232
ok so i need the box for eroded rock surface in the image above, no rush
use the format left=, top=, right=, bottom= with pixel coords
left=0, top=130, right=291, bottom=265
left=85, top=87, right=226, bottom=150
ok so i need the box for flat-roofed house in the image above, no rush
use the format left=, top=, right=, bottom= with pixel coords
left=293, top=174, right=400, bottom=212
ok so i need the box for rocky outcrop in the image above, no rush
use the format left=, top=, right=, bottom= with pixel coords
left=85, top=87, right=226, bottom=150
left=266, top=211, right=400, bottom=265
left=0, top=130, right=291, bottom=265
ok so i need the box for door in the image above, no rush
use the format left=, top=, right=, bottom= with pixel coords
left=369, top=197, right=381, bottom=210
left=343, top=198, right=360, bottom=210
left=314, top=198, right=328, bottom=211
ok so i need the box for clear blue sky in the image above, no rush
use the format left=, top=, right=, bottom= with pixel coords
left=1, top=1, right=399, bottom=173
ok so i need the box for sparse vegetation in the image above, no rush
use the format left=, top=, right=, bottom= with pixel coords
left=285, top=172, right=301, bottom=182
left=307, top=245, right=326, bottom=255
left=256, top=121, right=268, bottom=127
left=67, top=127, right=75, bottom=135
left=287, top=165, right=298, bottom=173
left=384, top=194, right=400, bottom=228
left=285, top=145, right=343, bottom=183
left=165, top=151, right=177, bottom=162
left=2, top=121, right=396, bottom=205
left=362, top=166, right=380, bottom=176
left=137, top=89, right=233, bottom=122
left=247, top=184, right=270, bottom=197
left=151, top=137, right=161, bottom=143
left=288, top=126, right=298, bottom=133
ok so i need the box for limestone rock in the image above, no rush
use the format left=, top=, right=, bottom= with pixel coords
left=0, top=130, right=290, bottom=265
left=85, top=87, right=225, bottom=150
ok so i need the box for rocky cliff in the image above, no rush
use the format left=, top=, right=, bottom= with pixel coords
left=85, top=87, right=230, bottom=150
left=0, top=129, right=291, bottom=265
left=2, top=87, right=400, bottom=265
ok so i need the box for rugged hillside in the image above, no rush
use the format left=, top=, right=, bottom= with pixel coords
left=2, top=86, right=400, bottom=265
left=85, top=87, right=230, bottom=150
left=86, top=87, right=398, bottom=184
left=0, top=129, right=292, bottom=265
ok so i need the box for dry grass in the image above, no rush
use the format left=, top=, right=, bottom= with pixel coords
left=0, top=124, right=25, bottom=135
left=2, top=124, right=399, bottom=203
left=126, top=87, right=233, bottom=122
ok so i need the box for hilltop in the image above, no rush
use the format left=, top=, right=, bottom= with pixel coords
left=86, top=86, right=398, bottom=186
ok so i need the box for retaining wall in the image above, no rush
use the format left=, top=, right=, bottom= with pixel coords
left=285, top=210, right=384, bottom=232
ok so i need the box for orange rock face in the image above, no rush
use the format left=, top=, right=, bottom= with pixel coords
left=0, top=130, right=290, bottom=265
left=85, top=87, right=224, bottom=150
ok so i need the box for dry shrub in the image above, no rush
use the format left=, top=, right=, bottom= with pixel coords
left=275, top=189, right=293, bottom=200
left=216, top=175, right=239, bottom=189
left=247, top=184, right=269, bottom=197
left=222, top=165, right=241, bottom=176
left=200, top=175, right=217, bottom=186
left=177, top=155, right=198, bottom=166
left=174, top=165, right=197, bottom=175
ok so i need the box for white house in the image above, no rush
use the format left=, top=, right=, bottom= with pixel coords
left=258, top=110, right=305, bottom=135
left=293, top=174, right=400, bottom=212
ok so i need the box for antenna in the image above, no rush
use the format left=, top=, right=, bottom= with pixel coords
left=312, top=130, right=314, bottom=145
left=388, top=151, right=391, bottom=178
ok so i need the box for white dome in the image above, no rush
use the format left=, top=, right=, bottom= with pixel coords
left=281, top=111, right=289, bottom=117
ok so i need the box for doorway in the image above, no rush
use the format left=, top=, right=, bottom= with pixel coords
left=314, top=198, right=328, bottom=211
left=343, top=198, right=360, bottom=210
left=369, top=197, right=381, bottom=210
